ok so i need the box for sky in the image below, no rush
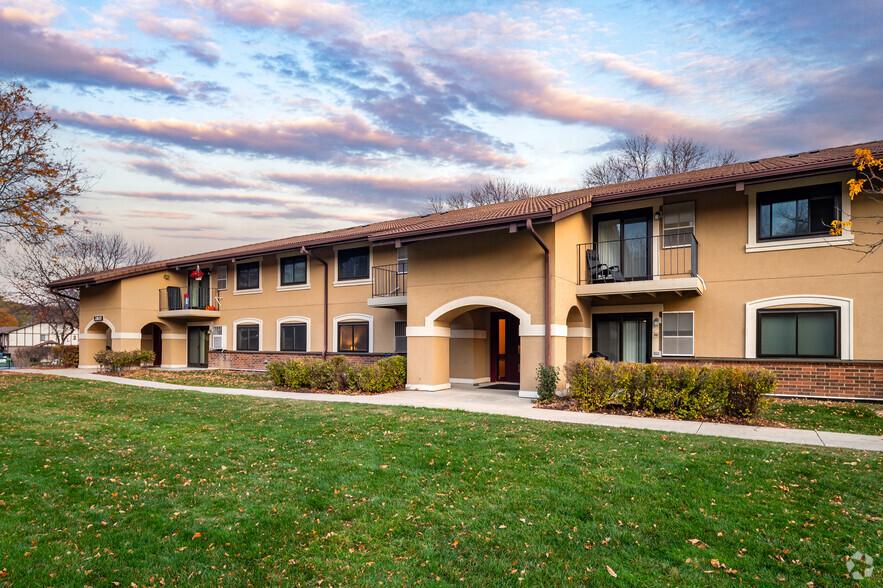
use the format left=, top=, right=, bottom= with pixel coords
left=1, top=0, right=881, bottom=259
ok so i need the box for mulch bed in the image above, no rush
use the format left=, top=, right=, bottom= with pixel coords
left=536, top=397, right=787, bottom=428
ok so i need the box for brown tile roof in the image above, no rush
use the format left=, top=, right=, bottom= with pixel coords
left=50, top=139, right=881, bottom=289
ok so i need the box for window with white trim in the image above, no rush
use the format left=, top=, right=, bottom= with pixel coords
left=757, top=308, right=838, bottom=358
left=236, top=324, right=260, bottom=351
left=338, top=321, right=369, bottom=352
left=236, top=261, right=260, bottom=291
left=280, top=255, right=307, bottom=286
left=338, top=246, right=370, bottom=281
left=661, top=311, right=693, bottom=356
left=662, top=202, right=694, bottom=248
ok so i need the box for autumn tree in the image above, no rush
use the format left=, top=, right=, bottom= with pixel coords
left=581, top=134, right=738, bottom=187
left=2, top=230, right=156, bottom=346
left=833, top=148, right=883, bottom=257
left=0, top=81, right=89, bottom=243
left=425, top=177, right=556, bottom=213
left=0, top=308, right=18, bottom=327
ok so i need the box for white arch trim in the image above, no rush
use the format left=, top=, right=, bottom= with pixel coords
left=233, top=318, right=263, bottom=351
left=745, top=295, right=852, bottom=360
left=333, top=313, right=374, bottom=353
left=413, top=296, right=567, bottom=338
left=82, top=317, right=115, bottom=336
left=276, top=316, right=311, bottom=352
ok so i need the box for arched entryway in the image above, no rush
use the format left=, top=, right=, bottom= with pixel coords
left=79, top=318, right=114, bottom=367
left=140, top=323, right=164, bottom=367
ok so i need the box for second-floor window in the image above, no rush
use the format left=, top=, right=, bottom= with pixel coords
left=338, top=246, right=369, bottom=281
left=280, top=255, right=307, bottom=286
left=236, top=261, right=260, bottom=290
left=757, top=183, right=839, bottom=240
left=662, top=202, right=694, bottom=248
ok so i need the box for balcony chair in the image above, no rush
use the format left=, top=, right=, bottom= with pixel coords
left=586, top=250, right=624, bottom=283
left=166, top=286, right=182, bottom=311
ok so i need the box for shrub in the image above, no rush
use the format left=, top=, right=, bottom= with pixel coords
left=52, top=345, right=79, bottom=367
left=354, top=356, right=407, bottom=393
left=564, top=359, right=776, bottom=419
left=269, top=355, right=406, bottom=393
left=94, top=349, right=155, bottom=372
left=267, top=361, right=286, bottom=386
left=566, top=358, right=617, bottom=411
left=535, top=364, right=560, bottom=401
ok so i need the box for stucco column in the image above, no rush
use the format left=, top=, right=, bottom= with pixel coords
left=406, top=333, right=451, bottom=391
left=519, top=332, right=568, bottom=397
left=161, top=334, right=188, bottom=368
left=78, top=335, right=106, bottom=368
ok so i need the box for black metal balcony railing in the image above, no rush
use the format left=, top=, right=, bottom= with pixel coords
left=577, top=233, right=698, bottom=285
left=371, top=263, right=407, bottom=298
left=159, top=286, right=220, bottom=311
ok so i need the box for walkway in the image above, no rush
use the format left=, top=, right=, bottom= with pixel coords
left=10, top=368, right=883, bottom=452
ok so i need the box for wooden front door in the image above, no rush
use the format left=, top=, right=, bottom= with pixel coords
left=490, top=312, right=520, bottom=382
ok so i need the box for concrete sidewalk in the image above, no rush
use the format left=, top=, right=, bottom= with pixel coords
left=9, top=368, right=883, bottom=452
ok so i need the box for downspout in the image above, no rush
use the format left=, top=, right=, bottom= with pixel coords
left=300, top=246, right=329, bottom=359
left=525, top=219, right=551, bottom=366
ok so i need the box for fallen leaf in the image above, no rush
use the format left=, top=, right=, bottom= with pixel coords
left=686, top=539, right=708, bottom=549
left=605, top=565, right=617, bottom=578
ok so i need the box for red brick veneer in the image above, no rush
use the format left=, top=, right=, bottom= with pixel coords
left=208, top=350, right=393, bottom=371
left=652, top=358, right=883, bottom=400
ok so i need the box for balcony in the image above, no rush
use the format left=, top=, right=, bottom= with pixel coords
left=576, top=234, right=704, bottom=299
left=368, top=263, right=407, bottom=308
left=158, top=286, right=221, bottom=319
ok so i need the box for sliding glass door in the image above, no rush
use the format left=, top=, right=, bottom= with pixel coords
left=594, top=209, right=652, bottom=280
left=592, top=313, right=652, bottom=363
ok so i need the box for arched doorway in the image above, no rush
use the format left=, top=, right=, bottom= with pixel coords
left=80, top=318, right=114, bottom=368
left=140, top=323, right=163, bottom=367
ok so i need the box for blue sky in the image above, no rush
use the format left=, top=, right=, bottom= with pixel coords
left=1, top=0, right=880, bottom=258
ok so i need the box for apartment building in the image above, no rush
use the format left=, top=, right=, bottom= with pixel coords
left=52, top=141, right=883, bottom=399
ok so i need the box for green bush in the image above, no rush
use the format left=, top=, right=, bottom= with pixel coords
left=535, top=364, right=560, bottom=401
left=94, top=349, right=155, bottom=372
left=564, top=359, right=776, bottom=419
left=269, top=355, right=406, bottom=393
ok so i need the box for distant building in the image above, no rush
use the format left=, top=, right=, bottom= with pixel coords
left=3, top=323, right=78, bottom=350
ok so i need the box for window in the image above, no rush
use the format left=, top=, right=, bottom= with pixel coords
left=280, top=255, right=307, bottom=286
left=216, top=265, right=227, bottom=290
left=662, top=202, right=694, bottom=248
left=40, top=334, right=49, bottom=342
left=280, top=323, right=307, bottom=352
left=337, top=246, right=369, bottom=281
left=757, top=308, right=838, bottom=358
left=338, top=321, right=369, bottom=352
left=757, top=183, right=839, bottom=240
left=236, top=324, right=259, bottom=351
left=397, top=247, right=408, bottom=274
left=236, top=261, right=260, bottom=290
left=394, top=320, right=407, bottom=354
left=661, top=312, right=694, bottom=356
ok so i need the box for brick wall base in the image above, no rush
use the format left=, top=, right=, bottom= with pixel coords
left=208, top=350, right=395, bottom=371
left=652, top=358, right=883, bottom=400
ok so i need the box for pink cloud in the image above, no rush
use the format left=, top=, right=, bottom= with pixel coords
left=128, top=159, right=258, bottom=189
left=0, top=21, right=182, bottom=94
left=201, top=0, right=361, bottom=35
left=587, top=52, right=681, bottom=95
left=126, top=210, right=195, bottom=220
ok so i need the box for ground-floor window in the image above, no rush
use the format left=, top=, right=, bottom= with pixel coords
left=757, top=308, right=838, bottom=358
left=280, top=323, right=307, bottom=352
left=338, top=321, right=369, bottom=352
left=236, top=324, right=260, bottom=351
left=592, top=313, right=651, bottom=363
left=661, top=311, right=694, bottom=356
left=394, top=320, right=407, bottom=354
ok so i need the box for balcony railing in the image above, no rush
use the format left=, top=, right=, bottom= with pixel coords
left=578, top=233, right=698, bottom=285
left=159, top=286, right=220, bottom=312
left=371, top=263, right=407, bottom=298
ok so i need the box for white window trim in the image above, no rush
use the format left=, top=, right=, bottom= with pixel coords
left=332, top=313, right=373, bottom=353
left=276, top=252, right=310, bottom=292
left=232, top=318, right=263, bottom=351
left=233, top=258, right=263, bottom=295
left=745, top=295, right=852, bottom=360
left=745, top=174, right=853, bottom=253
left=276, top=316, right=311, bottom=352
left=333, top=242, right=372, bottom=287
left=661, top=310, right=694, bottom=357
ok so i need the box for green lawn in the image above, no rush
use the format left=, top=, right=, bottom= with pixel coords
left=117, top=368, right=276, bottom=390
left=2, top=373, right=879, bottom=586
left=762, top=398, right=883, bottom=436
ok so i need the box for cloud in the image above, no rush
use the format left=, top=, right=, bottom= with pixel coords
left=128, top=159, right=257, bottom=189
left=126, top=210, right=195, bottom=220
left=136, top=14, right=220, bottom=66
left=94, top=189, right=297, bottom=207
left=587, top=52, right=681, bottom=94
left=51, top=108, right=522, bottom=166
left=0, top=20, right=183, bottom=94
left=200, top=0, right=361, bottom=36
left=93, top=140, right=167, bottom=158
left=0, top=0, right=63, bottom=27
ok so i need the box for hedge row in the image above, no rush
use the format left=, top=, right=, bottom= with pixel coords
left=52, top=345, right=79, bottom=367
left=268, top=355, right=406, bottom=394
left=94, top=349, right=156, bottom=372
left=564, top=359, right=777, bottom=419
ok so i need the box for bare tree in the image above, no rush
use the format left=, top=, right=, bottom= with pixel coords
left=2, top=230, right=156, bottom=347
left=581, top=134, right=739, bottom=187
left=425, top=177, right=556, bottom=213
